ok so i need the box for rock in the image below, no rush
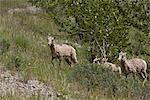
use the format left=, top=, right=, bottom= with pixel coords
left=0, top=68, right=60, bottom=99
left=8, top=5, right=43, bottom=14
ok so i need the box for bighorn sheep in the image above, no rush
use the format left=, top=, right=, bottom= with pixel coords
left=93, top=57, right=122, bottom=74
left=93, top=56, right=101, bottom=64
left=101, top=58, right=122, bottom=75
left=48, top=36, right=78, bottom=66
left=118, top=51, right=147, bottom=86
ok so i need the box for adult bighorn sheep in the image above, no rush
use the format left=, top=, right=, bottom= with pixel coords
left=48, top=36, right=78, bottom=67
left=118, top=51, right=147, bottom=86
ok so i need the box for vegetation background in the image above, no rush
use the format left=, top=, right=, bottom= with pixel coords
left=0, top=0, right=150, bottom=99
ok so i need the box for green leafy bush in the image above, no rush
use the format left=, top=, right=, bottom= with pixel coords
left=6, top=53, right=28, bottom=71
left=69, top=63, right=150, bottom=99
left=7, top=55, right=22, bottom=71
left=30, top=0, right=150, bottom=60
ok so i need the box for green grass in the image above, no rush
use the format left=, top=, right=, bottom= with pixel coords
left=0, top=0, right=26, bottom=8
left=0, top=0, right=87, bottom=99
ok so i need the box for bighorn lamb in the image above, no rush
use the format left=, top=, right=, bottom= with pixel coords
left=101, top=58, right=122, bottom=75
left=118, top=51, right=147, bottom=86
left=93, top=57, right=121, bottom=74
left=48, top=36, right=78, bottom=66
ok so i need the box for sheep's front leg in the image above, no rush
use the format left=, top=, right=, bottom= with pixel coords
left=51, top=57, right=55, bottom=66
left=125, top=73, right=128, bottom=78
left=132, top=73, right=136, bottom=79
left=59, top=57, right=62, bottom=68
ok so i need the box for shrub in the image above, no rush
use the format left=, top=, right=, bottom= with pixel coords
left=0, top=39, right=10, bottom=54
left=7, top=55, right=21, bottom=70
left=68, top=64, right=120, bottom=92
left=15, top=36, right=29, bottom=50
left=7, top=54, right=26, bottom=71
left=69, top=63, right=150, bottom=99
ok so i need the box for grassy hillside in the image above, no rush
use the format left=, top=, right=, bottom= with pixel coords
left=0, top=0, right=88, bottom=99
left=0, top=0, right=150, bottom=100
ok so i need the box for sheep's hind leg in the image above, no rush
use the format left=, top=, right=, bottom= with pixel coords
left=144, top=72, right=147, bottom=80
left=65, top=57, right=72, bottom=67
left=140, top=72, right=147, bottom=87
left=142, top=72, right=147, bottom=87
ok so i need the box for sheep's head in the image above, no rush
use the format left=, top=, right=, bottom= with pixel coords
left=48, top=36, right=55, bottom=45
left=118, top=51, right=127, bottom=61
left=93, top=56, right=101, bottom=64
left=101, top=58, right=108, bottom=63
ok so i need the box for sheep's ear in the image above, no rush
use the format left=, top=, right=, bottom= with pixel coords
left=120, top=51, right=123, bottom=54
left=53, top=37, right=56, bottom=40
left=48, top=35, right=51, bottom=38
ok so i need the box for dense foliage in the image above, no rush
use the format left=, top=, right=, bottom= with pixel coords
left=69, top=64, right=150, bottom=99
left=30, top=0, right=150, bottom=60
